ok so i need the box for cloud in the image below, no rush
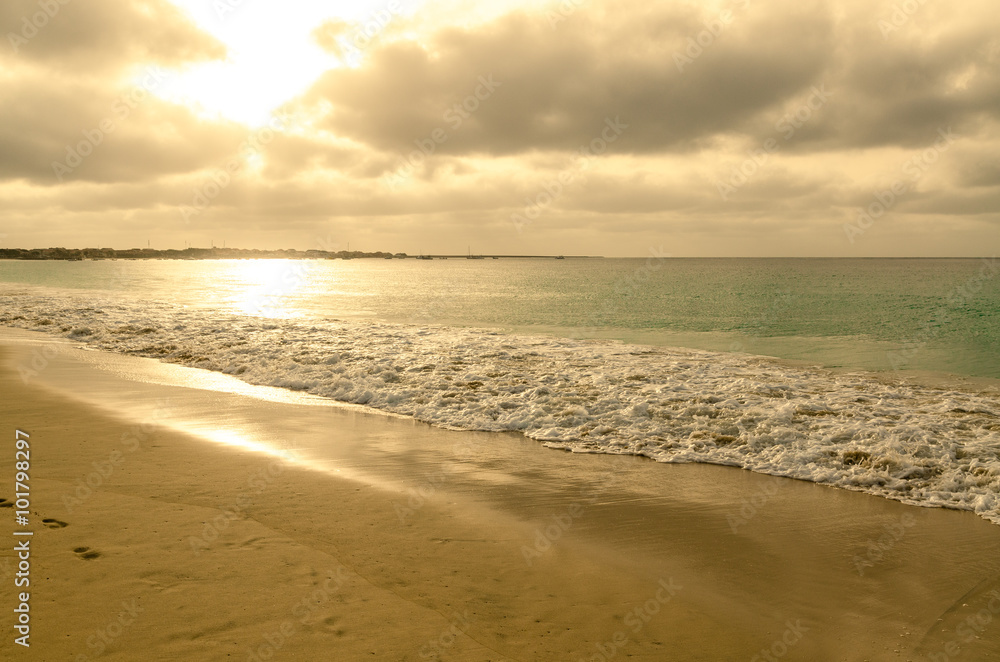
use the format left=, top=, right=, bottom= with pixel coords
left=311, top=19, right=353, bottom=60
left=778, top=21, right=1000, bottom=151
left=0, top=73, right=250, bottom=185
left=0, top=0, right=238, bottom=185
left=0, top=0, right=997, bottom=256
left=1, top=0, right=225, bottom=71
left=301, top=1, right=836, bottom=157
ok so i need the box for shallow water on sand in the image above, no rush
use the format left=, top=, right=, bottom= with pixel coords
left=4, top=332, right=1000, bottom=661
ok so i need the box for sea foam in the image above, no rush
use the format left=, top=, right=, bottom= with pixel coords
left=3, top=290, right=999, bottom=524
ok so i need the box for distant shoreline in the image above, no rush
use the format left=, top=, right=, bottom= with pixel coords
left=1, top=250, right=992, bottom=260
left=0, top=248, right=601, bottom=260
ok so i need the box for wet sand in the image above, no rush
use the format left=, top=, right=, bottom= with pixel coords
left=1, top=331, right=999, bottom=661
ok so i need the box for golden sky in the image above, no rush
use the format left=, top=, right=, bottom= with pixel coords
left=1, top=0, right=998, bottom=256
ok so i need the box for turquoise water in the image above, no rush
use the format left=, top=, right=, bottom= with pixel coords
left=4, top=257, right=1000, bottom=523
left=1, top=257, right=998, bottom=378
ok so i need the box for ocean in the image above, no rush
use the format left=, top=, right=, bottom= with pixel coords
left=2, top=257, right=999, bottom=523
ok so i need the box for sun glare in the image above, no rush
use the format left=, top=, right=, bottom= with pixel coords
left=225, top=259, right=318, bottom=318
left=156, top=0, right=555, bottom=126
left=158, top=0, right=393, bottom=126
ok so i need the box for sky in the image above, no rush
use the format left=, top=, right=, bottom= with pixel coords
left=0, top=0, right=998, bottom=257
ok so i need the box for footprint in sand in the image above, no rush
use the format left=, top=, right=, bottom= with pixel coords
left=0, top=498, right=12, bottom=508
left=316, top=616, right=346, bottom=637
left=73, top=546, right=102, bottom=560
left=43, top=518, right=69, bottom=528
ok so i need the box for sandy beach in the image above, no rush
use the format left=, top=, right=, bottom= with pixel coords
left=2, top=332, right=1000, bottom=661
left=5, top=0, right=999, bottom=656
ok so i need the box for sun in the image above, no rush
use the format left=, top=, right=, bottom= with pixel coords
left=157, top=0, right=399, bottom=127
left=155, top=0, right=557, bottom=127
left=226, top=259, right=319, bottom=318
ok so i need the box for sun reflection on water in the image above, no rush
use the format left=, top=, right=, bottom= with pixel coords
left=223, top=259, right=320, bottom=319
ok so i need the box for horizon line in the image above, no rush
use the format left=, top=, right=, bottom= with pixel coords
left=1, top=247, right=998, bottom=260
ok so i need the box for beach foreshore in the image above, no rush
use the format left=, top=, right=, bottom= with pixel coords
left=1, top=333, right=999, bottom=661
